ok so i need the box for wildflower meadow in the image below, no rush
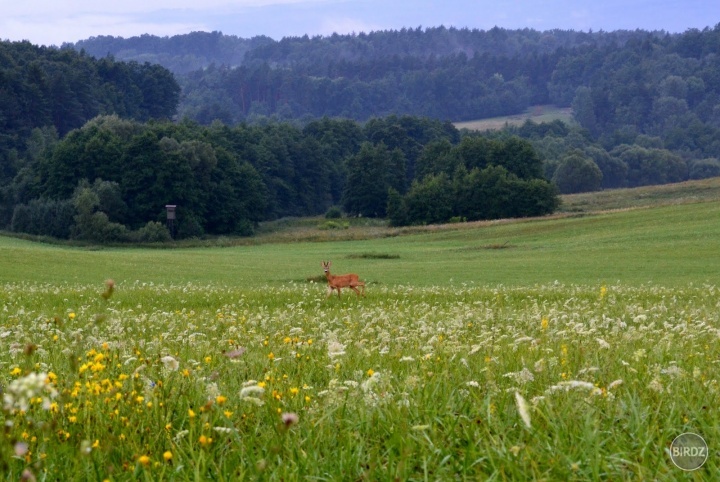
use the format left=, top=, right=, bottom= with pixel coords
left=1, top=280, right=718, bottom=480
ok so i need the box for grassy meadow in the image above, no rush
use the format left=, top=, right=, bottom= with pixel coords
left=453, top=105, right=575, bottom=131
left=1, top=182, right=719, bottom=480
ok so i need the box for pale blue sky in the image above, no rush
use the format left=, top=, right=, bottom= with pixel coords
left=2, top=0, right=718, bottom=47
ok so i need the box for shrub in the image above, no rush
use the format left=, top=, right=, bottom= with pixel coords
left=325, top=206, right=343, bottom=219
left=318, top=220, right=349, bottom=230
left=135, top=221, right=172, bottom=243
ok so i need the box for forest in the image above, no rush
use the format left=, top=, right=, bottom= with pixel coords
left=71, top=25, right=720, bottom=190
left=1, top=24, right=720, bottom=241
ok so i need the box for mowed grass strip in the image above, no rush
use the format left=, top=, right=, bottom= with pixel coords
left=0, top=200, right=719, bottom=287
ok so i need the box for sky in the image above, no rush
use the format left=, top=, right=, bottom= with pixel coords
left=1, top=0, right=718, bottom=47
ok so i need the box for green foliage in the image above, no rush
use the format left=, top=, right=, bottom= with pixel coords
left=10, top=198, right=74, bottom=238
left=134, top=221, right=172, bottom=242
left=612, top=145, right=688, bottom=187
left=688, top=158, right=720, bottom=180
left=552, top=151, right=603, bottom=194
left=404, top=173, right=455, bottom=224
left=324, top=206, right=343, bottom=219
left=343, top=143, right=395, bottom=217
left=71, top=185, right=130, bottom=243
left=386, top=187, right=409, bottom=227
left=318, top=220, right=349, bottom=230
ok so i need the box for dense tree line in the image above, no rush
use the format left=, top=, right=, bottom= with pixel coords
left=0, top=113, right=557, bottom=240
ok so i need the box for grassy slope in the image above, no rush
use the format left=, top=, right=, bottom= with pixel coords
left=453, top=104, right=575, bottom=131
left=1, top=179, right=719, bottom=287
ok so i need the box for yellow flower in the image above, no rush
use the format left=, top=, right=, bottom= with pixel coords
left=198, top=435, right=212, bottom=446
left=215, top=395, right=227, bottom=405
left=92, top=440, right=100, bottom=449
left=188, top=409, right=196, bottom=419
left=366, top=369, right=375, bottom=377
left=163, top=451, right=173, bottom=461
left=10, top=367, right=22, bottom=376
left=224, top=410, right=233, bottom=418
left=289, top=387, right=299, bottom=396
left=267, top=352, right=275, bottom=360
left=138, top=455, right=151, bottom=466
left=541, top=317, right=549, bottom=330
left=68, top=312, right=76, bottom=320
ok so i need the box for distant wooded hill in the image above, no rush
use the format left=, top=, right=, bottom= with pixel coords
left=69, top=26, right=720, bottom=162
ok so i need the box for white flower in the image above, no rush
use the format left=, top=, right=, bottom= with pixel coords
left=242, top=396, right=265, bottom=406
left=327, top=341, right=346, bottom=357
left=465, top=381, right=480, bottom=388
left=503, top=368, right=535, bottom=384
left=596, top=338, right=610, bottom=349
left=239, top=385, right=265, bottom=397
left=3, top=372, right=57, bottom=413
left=660, top=365, right=684, bottom=378
left=648, top=379, right=664, bottom=393
left=160, top=356, right=179, bottom=371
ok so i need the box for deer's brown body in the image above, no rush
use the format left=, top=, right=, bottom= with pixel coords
left=322, top=261, right=365, bottom=298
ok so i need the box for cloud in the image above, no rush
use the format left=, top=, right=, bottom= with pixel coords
left=1, top=0, right=344, bottom=45
left=4, top=0, right=329, bottom=16
left=1, top=14, right=208, bottom=45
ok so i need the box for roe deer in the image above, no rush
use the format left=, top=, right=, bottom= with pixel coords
left=322, top=261, right=365, bottom=298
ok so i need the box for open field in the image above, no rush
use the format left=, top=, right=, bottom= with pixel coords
left=453, top=105, right=575, bottom=131
left=1, top=182, right=719, bottom=479
left=1, top=198, right=719, bottom=287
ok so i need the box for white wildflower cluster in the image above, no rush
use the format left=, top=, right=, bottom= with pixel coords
left=161, top=355, right=180, bottom=372
left=503, top=367, right=535, bottom=385
left=240, top=380, right=265, bottom=406
left=3, top=372, right=58, bottom=413
left=546, top=380, right=602, bottom=396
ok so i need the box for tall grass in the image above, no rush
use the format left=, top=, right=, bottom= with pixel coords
left=0, top=282, right=717, bottom=480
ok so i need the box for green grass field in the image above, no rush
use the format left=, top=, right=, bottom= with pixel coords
left=1, top=183, right=719, bottom=480
left=1, top=199, right=718, bottom=287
